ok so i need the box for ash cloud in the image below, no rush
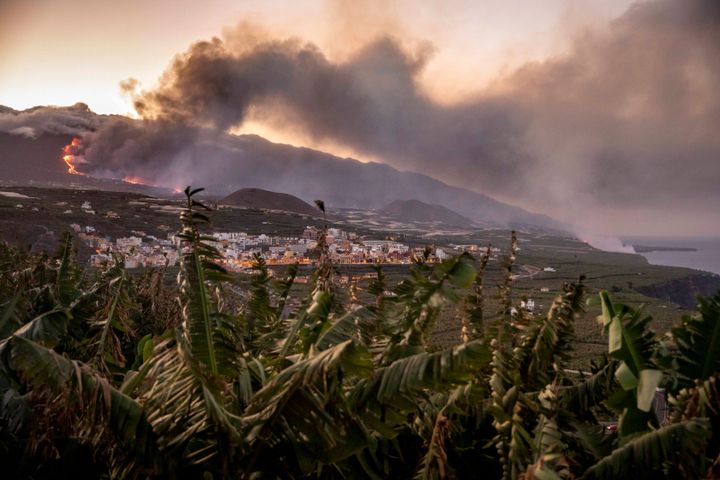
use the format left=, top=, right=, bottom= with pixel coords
left=501, top=0, right=720, bottom=210
left=16, top=0, right=720, bottom=233
left=121, top=31, right=530, bottom=190
left=0, top=103, right=99, bottom=138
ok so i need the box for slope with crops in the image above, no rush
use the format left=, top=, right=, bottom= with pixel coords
left=0, top=187, right=719, bottom=479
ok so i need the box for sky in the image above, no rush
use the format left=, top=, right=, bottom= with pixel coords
left=0, top=0, right=632, bottom=113
left=1, top=0, right=719, bottom=236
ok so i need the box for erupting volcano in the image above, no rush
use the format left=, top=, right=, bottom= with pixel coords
left=122, top=175, right=146, bottom=185
left=61, top=137, right=83, bottom=175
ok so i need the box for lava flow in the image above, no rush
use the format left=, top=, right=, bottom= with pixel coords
left=122, top=175, right=146, bottom=185
left=61, top=137, right=84, bottom=175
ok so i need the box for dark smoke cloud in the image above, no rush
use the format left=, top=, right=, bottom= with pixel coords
left=123, top=32, right=530, bottom=190
left=499, top=0, right=720, bottom=210
left=0, top=103, right=99, bottom=138
left=112, top=0, right=719, bottom=224
left=81, top=117, right=201, bottom=182
left=14, top=0, right=719, bottom=233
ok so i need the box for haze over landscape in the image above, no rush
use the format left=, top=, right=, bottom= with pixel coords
left=4, top=2, right=720, bottom=478
left=2, top=0, right=719, bottom=237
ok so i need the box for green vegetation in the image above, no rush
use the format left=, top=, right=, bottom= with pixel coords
left=1, top=187, right=719, bottom=478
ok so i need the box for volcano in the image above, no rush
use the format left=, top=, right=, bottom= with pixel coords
left=220, top=188, right=318, bottom=216
left=0, top=104, right=566, bottom=231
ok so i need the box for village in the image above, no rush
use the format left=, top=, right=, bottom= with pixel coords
left=74, top=224, right=475, bottom=271
left=68, top=201, right=502, bottom=272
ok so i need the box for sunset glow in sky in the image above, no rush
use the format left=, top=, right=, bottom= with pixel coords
left=2, top=0, right=719, bottom=236
left=0, top=0, right=632, bottom=114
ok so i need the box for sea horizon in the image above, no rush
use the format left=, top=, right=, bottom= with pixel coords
left=622, top=235, right=720, bottom=276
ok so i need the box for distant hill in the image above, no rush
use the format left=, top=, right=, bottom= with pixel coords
left=0, top=104, right=567, bottom=231
left=382, top=199, right=472, bottom=226
left=0, top=131, right=171, bottom=196
left=0, top=132, right=73, bottom=182
left=220, top=188, right=318, bottom=216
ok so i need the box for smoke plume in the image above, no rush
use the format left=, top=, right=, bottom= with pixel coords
left=0, top=103, right=99, bottom=138
left=3, top=0, right=719, bottom=233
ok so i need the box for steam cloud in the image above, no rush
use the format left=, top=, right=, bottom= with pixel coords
left=2, top=0, right=719, bottom=234
left=575, top=231, right=635, bottom=254
left=0, top=103, right=100, bottom=138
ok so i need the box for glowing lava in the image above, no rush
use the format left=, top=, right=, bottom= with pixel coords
left=61, top=137, right=83, bottom=175
left=122, top=176, right=146, bottom=185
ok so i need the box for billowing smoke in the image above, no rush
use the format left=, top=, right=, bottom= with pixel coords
left=498, top=0, right=720, bottom=214
left=575, top=230, right=635, bottom=254
left=118, top=32, right=530, bottom=191
left=4, top=0, right=720, bottom=233
left=0, top=103, right=99, bottom=138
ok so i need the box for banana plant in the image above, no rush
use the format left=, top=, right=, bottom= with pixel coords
left=463, top=244, right=491, bottom=341
left=134, top=187, right=244, bottom=475
left=514, top=281, right=585, bottom=391
left=581, top=418, right=711, bottom=479
left=88, top=257, right=137, bottom=377
left=8, top=335, right=160, bottom=476
left=671, top=291, right=720, bottom=388
left=597, top=292, right=664, bottom=438
left=382, top=252, right=477, bottom=363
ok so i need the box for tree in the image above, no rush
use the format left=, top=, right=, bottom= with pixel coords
left=0, top=188, right=718, bottom=479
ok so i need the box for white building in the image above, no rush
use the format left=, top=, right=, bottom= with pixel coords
left=435, top=248, right=449, bottom=260
left=81, top=201, right=95, bottom=214
left=90, top=253, right=111, bottom=267
left=521, top=299, right=536, bottom=312
left=303, top=227, right=319, bottom=239
left=388, top=243, right=409, bottom=254
left=288, top=244, right=308, bottom=255
left=328, top=228, right=346, bottom=239
left=117, top=236, right=143, bottom=250
left=124, top=256, right=144, bottom=269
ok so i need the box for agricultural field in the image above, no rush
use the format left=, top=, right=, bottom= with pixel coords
left=1, top=186, right=719, bottom=479
left=1, top=185, right=718, bottom=370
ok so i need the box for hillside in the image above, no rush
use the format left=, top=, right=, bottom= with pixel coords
left=382, top=199, right=472, bottom=226
left=0, top=132, right=73, bottom=182
left=220, top=187, right=318, bottom=216
left=215, top=134, right=564, bottom=230
left=0, top=104, right=565, bottom=231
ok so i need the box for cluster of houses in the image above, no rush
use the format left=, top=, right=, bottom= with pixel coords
left=211, top=226, right=484, bottom=268
left=71, top=224, right=179, bottom=269
left=72, top=223, right=472, bottom=271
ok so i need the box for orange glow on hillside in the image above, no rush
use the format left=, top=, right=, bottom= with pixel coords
left=61, top=137, right=83, bottom=175
left=122, top=175, right=146, bottom=185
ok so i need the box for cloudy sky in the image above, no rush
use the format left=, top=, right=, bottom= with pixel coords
left=1, top=0, right=719, bottom=236
left=1, top=0, right=632, bottom=113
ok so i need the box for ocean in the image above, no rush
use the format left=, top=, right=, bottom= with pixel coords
left=622, top=236, right=720, bottom=275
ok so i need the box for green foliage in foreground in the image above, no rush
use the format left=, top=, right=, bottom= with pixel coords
left=0, top=186, right=719, bottom=479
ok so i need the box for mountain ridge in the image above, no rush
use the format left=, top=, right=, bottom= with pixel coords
left=381, top=199, right=473, bottom=226
left=220, top=187, right=318, bottom=216
left=0, top=104, right=567, bottom=231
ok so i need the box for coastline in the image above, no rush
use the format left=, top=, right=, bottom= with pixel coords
left=624, top=236, right=720, bottom=276
left=632, top=245, right=698, bottom=254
